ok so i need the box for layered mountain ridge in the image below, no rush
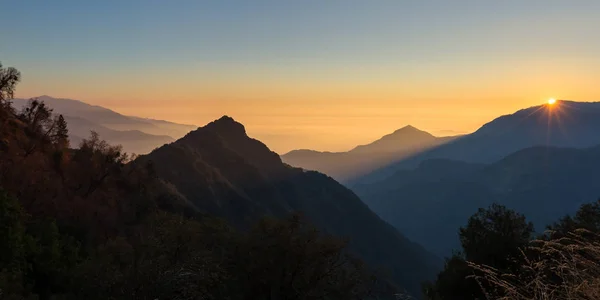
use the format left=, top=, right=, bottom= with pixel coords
left=12, top=96, right=197, bottom=154
left=356, top=100, right=600, bottom=184
left=282, top=124, right=459, bottom=181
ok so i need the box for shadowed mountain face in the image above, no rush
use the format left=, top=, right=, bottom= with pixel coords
left=356, top=100, right=600, bottom=184
left=139, top=116, right=442, bottom=296
left=12, top=96, right=197, bottom=154
left=354, top=145, right=600, bottom=256
left=282, top=125, right=459, bottom=182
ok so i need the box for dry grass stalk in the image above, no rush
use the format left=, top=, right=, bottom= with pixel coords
left=469, top=229, right=600, bottom=300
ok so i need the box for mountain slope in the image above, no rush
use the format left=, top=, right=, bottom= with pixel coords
left=14, top=96, right=197, bottom=136
left=356, top=100, right=600, bottom=184
left=64, top=116, right=174, bottom=154
left=12, top=96, right=196, bottom=153
left=140, top=116, right=442, bottom=296
left=282, top=125, right=458, bottom=181
left=354, top=145, right=600, bottom=256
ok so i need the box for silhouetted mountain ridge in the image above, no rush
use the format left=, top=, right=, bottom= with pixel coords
left=140, top=116, right=442, bottom=296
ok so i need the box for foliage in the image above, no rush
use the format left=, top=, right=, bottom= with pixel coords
left=424, top=204, right=534, bottom=300
left=426, top=200, right=600, bottom=300
left=0, top=190, right=81, bottom=300
left=470, top=199, right=600, bottom=300
left=0, top=61, right=21, bottom=106
left=548, top=199, right=600, bottom=236
left=53, top=114, right=69, bottom=149
left=227, top=214, right=377, bottom=300
left=459, top=203, right=534, bottom=270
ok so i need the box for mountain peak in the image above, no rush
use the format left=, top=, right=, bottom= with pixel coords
left=204, top=115, right=247, bottom=137
left=215, top=115, right=236, bottom=123
left=389, top=125, right=434, bottom=139
left=393, top=125, right=422, bottom=134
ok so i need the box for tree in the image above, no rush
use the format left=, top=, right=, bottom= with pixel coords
left=53, top=114, right=69, bottom=148
left=73, top=131, right=129, bottom=197
left=460, top=203, right=534, bottom=270
left=423, top=255, right=480, bottom=300
left=19, top=99, right=54, bottom=133
left=0, top=62, right=21, bottom=104
left=549, top=199, right=600, bottom=236
left=17, top=99, right=60, bottom=156
left=471, top=200, right=600, bottom=300
left=424, top=204, right=534, bottom=300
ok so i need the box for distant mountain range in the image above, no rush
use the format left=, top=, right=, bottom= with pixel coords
left=138, top=116, right=442, bottom=296
left=12, top=96, right=197, bottom=154
left=281, top=100, right=600, bottom=257
left=348, top=100, right=600, bottom=256
left=355, top=100, right=600, bottom=184
left=282, top=125, right=459, bottom=181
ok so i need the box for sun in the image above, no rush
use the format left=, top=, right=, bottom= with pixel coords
left=548, top=98, right=557, bottom=105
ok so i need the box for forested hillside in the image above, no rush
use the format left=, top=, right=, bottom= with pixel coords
left=0, top=63, right=396, bottom=299
left=139, top=115, right=443, bottom=296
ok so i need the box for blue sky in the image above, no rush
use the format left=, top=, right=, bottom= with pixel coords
left=4, top=1, right=599, bottom=69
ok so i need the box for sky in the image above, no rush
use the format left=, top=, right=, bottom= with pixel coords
left=2, top=1, right=600, bottom=153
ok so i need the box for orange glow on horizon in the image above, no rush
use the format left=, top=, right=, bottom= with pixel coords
left=12, top=58, right=600, bottom=153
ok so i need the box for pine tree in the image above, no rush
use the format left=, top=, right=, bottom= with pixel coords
left=53, top=114, right=69, bottom=148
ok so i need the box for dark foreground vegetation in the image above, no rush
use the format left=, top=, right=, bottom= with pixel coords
left=424, top=201, right=600, bottom=300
